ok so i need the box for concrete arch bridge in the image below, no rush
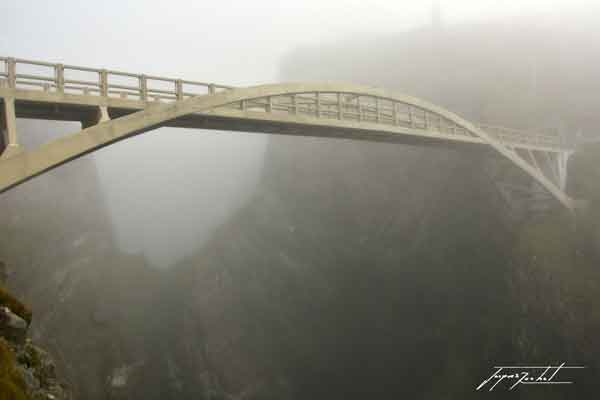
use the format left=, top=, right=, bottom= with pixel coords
left=0, top=57, right=574, bottom=210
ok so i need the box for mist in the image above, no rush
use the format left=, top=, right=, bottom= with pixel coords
left=2, top=0, right=597, bottom=267
left=2, top=1, right=600, bottom=399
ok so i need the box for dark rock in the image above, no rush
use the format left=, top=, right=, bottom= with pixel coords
left=2, top=331, right=71, bottom=400
left=0, top=261, right=7, bottom=285
left=0, top=305, right=27, bottom=344
left=567, top=143, right=600, bottom=257
left=0, top=285, right=32, bottom=325
left=567, top=143, right=600, bottom=204
left=0, top=277, right=71, bottom=399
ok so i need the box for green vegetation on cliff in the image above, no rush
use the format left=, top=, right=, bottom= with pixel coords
left=0, top=339, right=28, bottom=400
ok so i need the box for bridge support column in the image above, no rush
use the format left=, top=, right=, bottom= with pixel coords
left=81, top=106, right=110, bottom=129
left=557, top=151, right=571, bottom=191
left=0, top=97, right=22, bottom=159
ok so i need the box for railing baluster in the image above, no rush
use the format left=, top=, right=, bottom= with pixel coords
left=0, top=59, right=5, bottom=88
left=7, top=58, right=16, bottom=89
left=139, top=75, right=148, bottom=101
left=337, top=93, right=343, bottom=120
left=316, top=92, right=321, bottom=118
left=358, top=97, right=362, bottom=121
left=175, top=79, right=183, bottom=100
left=55, top=64, right=64, bottom=92
left=99, top=69, right=108, bottom=97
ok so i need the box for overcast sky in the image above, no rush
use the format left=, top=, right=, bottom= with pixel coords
left=1, top=0, right=597, bottom=267
left=2, top=0, right=597, bottom=84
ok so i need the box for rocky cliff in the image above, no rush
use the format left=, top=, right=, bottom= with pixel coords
left=1, top=261, right=71, bottom=400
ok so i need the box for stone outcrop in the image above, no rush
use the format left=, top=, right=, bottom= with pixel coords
left=0, top=268, right=71, bottom=400
left=0, top=306, right=27, bottom=344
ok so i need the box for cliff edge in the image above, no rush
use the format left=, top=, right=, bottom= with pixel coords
left=0, top=261, right=71, bottom=400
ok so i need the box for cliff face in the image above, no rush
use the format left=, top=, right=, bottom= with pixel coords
left=1, top=262, right=71, bottom=400
left=155, top=22, right=600, bottom=398
left=505, top=145, right=600, bottom=397
left=0, top=122, right=165, bottom=399
left=163, top=139, right=519, bottom=399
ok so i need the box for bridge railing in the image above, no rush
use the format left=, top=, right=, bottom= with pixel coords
left=0, top=56, right=566, bottom=150
left=0, top=57, right=233, bottom=101
left=478, top=123, right=564, bottom=150
left=235, top=94, right=565, bottom=150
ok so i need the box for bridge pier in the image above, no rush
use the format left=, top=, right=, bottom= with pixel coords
left=0, top=97, right=22, bottom=159
left=557, top=150, right=571, bottom=191
left=81, top=106, right=110, bottom=129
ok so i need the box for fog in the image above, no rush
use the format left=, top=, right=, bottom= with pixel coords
left=0, top=0, right=597, bottom=268
left=3, top=1, right=600, bottom=399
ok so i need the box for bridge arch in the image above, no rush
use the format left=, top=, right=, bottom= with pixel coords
left=0, top=82, right=573, bottom=210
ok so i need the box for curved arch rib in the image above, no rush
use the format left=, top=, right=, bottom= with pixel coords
left=0, top=82, right=573, bottom=210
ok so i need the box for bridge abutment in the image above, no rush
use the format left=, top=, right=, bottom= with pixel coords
left=0, top=97, right=22, bottom=159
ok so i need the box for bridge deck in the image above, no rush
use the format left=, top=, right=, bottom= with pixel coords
left=0, top=57, right=569, bottom=153
left=0, top=87, right=503, bottom=150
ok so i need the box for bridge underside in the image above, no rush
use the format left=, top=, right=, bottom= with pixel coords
left=0, top=88, right=502, bottom=150
left=3, top=97, right=498, bottom=150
